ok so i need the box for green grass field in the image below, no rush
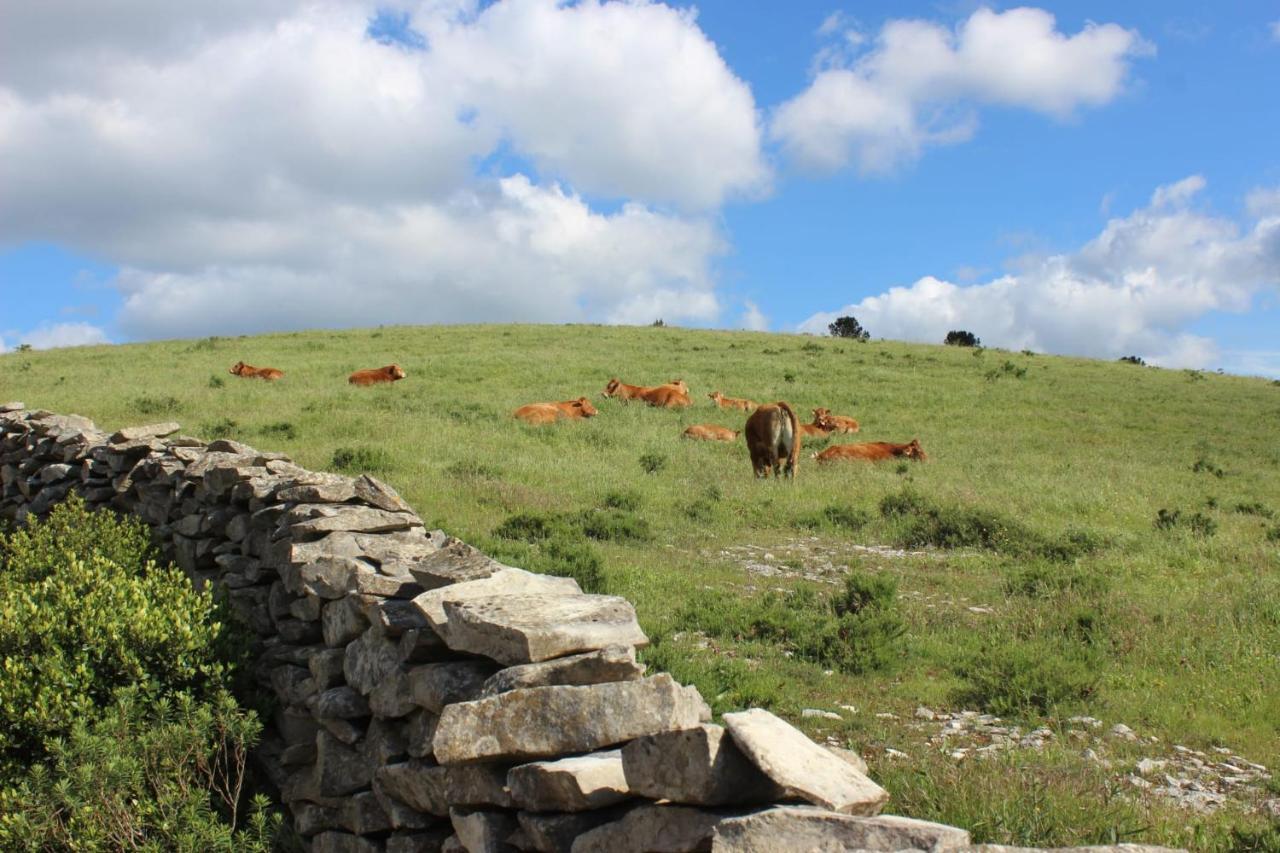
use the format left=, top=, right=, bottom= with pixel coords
left=4, top=324, right=1278, bottom=848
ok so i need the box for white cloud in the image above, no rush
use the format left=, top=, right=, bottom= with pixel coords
left=740, top=300, right=769, bottom=331
left=0, top=0, right=767, bottom=339
left=14, top=322, right=111, bottom=351
left=799, top=177, right=1280, bottom=369
left=773, top=7, right=1151, bottom=173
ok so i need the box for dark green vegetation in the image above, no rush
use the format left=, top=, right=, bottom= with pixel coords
left=4, top=323, right=1279, bottom=848
left=0, top=498, right=278, bottom=849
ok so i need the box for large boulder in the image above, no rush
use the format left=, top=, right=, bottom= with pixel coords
left=508, top=750, right=632, bottom=813
left=621, top=724, right=782, bottom=806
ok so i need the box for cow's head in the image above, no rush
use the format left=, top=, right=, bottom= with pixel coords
left=386, top=364, right=407, bottom=380
left=905, top=439, right=927, bottom=461
left=813, top=412, right=837, bottom=431
left=229, top=361, right=247, bottom=376
left=812, top=407, right=830, bottom=420
left=573, top=397, right=599, bottom=417
left=602, top=378, right=621, bottom=397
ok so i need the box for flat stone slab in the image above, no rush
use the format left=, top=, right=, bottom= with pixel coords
left=412, top=568, right=580, bottom=639
left=433, top=674, right=711, bottom=765
left=710, top=806, right=971, bottom=852
left=408, top=537, right=512, bottom=589
left=374, top=760, right=450, bottom=816
left=451, top=808, right=522, bottom=853
left=110, top=421, right=181, bottom=443
left=517, top=808, right=634, bottom=853
left=722, top=709, right=888, bottom=816
left=571, top=803, right=740, bottom=853
left=291, top=505, right=422, bottom=536
left=622, top=724, right=782, bottom=806
left=509, top=750, right=631, bottom=813
left=481, top=645, right=645, bottom=697
left=442, top=593, right=648, bottom=665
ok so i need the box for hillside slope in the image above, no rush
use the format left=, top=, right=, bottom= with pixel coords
left=4, top=323, right=1278, bottom=848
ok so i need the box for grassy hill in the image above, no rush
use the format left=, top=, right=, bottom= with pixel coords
left=4, top=323, right=1279, bottom=848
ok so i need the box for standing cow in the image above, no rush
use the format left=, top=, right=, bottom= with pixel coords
left=744, top=402, right=800, bottom=479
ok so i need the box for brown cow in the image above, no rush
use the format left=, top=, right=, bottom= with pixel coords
left=602, top=378, right=691, bottom=408
left=798, top=411, right=837, bottom=438
left=812, top=440, right=927, bottom=463
left=682, top=424, right=740, bottom=442
left=812, top=407, right=860, bottom=434
left=513, top=397, right=599, bottom=424
left=708, top=390, right=757, bottom=411
left=744, top=402, right=800, bottom=479
left=349, top=364, right=407, bottom=386
left=229, top=361, right=284, bottom=381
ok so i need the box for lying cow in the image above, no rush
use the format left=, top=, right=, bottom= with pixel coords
left=602, top=378, right=691, bottom=408
left=229, top=361, right=284, bottom=381
left=682, top=424, right=740, bottom=442
left=349, top=364, right=407, bottom=386
left=744, top=402, right=800, bottom=479
left=513, top=397, right=599, bottom=425
left=798, top=411, right=837, bottom=438
left=707, top=390, right=757, bottom=411
left=812, top=407, right=860, bottom=434
left=812, top=439, right=927, bottom=463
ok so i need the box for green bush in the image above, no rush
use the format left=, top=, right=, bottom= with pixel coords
left=601, top=490, right=642, bottom=512
left=331, top=445, right=393, bottom=473
left=132, top=394, right=183, bottom=416
left=572, top=508, right=652, bottom=543
left=0, top=497, right=275, bottom=847
left=800, top=504, right=870, bottom=532
left=638, top=452, right=667, bottom=474
left=955, top=640, right=1099, bottom=717
left=880, top=489, right=1095, bottom=561
left=493, top=511, right=567, bottom=542
left=1005, top=563, right=1109, bottom=599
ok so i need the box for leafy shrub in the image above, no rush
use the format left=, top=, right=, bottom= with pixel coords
left=199, top=417, right=240, bottom=439
left=0, top=498, right=274, bottom=847
left=601, top=490, right=642, bottom=512
left=259, top=421, right=297, bottom=441
left=800, top=504, right=870, bottom=532
left=132, top=394, right=182, bottom=415
left=1154, top=508, right=1181, bottom=530
left=208, top=374, right=225, bottom=388
left=681, top=498, right=716, bottom=523
left=985, top=360, right=1028, bottom=381
left=486, top=519, right=608, bottom=594
left=445, top=459, right=502, bottom=479
left=956, top=640, right=1099, bottom=716
left=493, top=511, right=566, bottom=542
left=1267, top=527, right=1280, bottom=544
left=331, top=445, right=393, bottom=473
left=783, top=371, right=796, bottom=383
left=944, top=330, right=981, bottom=347
left=638, top=452, right=667, bottom=474
left=1005, top=563, right=1109, bottom=599
left=573, top=508, right=652, bottom=543
left=828, top=316, right=871, bottom=341
left=1154, top=508, right=1217, bottom=536
left=1118, top=355, right=1146, bottom=365
left=800, top=341, right=823, bottom=354
left=1233, top=501, right=1274, bottom=519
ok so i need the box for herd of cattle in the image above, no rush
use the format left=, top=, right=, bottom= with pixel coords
left=228, top=362, right=926, bottom=478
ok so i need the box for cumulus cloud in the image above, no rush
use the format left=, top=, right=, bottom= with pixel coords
left=740, top=300, right=769, bottom=331
left=799, top=178, right=1280, bottom=369
left=773, top=7, right=1151, bottom=173
left=0, top=0, right=766, bottom=338
left=5, top=322, right=112, bottom=351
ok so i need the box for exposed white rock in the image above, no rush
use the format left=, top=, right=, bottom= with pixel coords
left=441, top=593, right=648, bottom=665
left=508, top=750, right=631, bottom=813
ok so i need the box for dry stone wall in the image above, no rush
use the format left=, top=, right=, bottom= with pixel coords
left=0, top=403, right=1180, bottom=853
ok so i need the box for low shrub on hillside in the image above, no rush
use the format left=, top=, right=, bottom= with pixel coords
left=1004, top=562, right=1110, bottom=600
left=1232, top=501, right=1274, bottom=519
left=132, top=394, right=183, bottom=415
left=485, top=522, right=607, bottom=595
left=0, top=497, right=275, bottom=848
left=676, top=572, right=905, bottom=675
left=199, top=417, right=240, bottom=439
left=601, top=490, right=642, bottom=512
left=799, top=504, right=871, bottom=532
left=259, top=421, right=298, bottom=441
left=879, top=489, right=1097, bottom=561
left=955, top=639, right=1099, bottom=717
left=638, top=452, right=667, bottom=474
left=332, top=445, right=393, bottom=473
left=1154, top=508, right=1217, bottom=537
left=1191, top=456, right=1225, bottom=478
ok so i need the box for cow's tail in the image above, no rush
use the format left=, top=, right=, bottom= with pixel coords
left=777, top=401, right=801, bottom=475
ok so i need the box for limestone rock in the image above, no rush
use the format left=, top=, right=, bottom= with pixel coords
left=339, top=790, right=393, bottom=835
left=571, top=803, right=737, bottom=853
left=412, top=568, right=580, bottom=640
left=323, top=595, right=370, bottom=647
left=481, top=645, right=645, bottom=697
left=517, top=808, right=634, bottom=853
left=110, top=422, right=180, bottom=443
left=312, top=731, right=372, bottom=797
left=710, top=806, right=971, bottom=852
left=509, top=750, right=631, bottom=813
left=369, top=666, right=418, bottom=718
left=621, top=724, right=782, bottom=806
left=374, top=760, right=451, bottom=816
left=722, top=709, right=888, bottom=816
left=447, top=763, right=516, bottom=808
left=291, top=505, right=422, bottom=537
left=442, top=593, right=648, bottom=665
left=387, top=827, right=455, bottom=853
left=409, top=661, right=498, bottom=713
left=408, top=536, right=511, bottom=589
left=451, top=808, right=521, bottom=853
left=314, top=686, right=371, bottom=719
left=345, top=629, right=401, bottom=694
left=433, top=674, right=711, bottom=765
left=310, top=831, right=381, bottom=853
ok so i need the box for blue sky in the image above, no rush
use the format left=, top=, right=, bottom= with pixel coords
left=1, top=1, right=1278, bottom=374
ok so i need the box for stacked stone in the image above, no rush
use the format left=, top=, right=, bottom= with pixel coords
left=0, top=405, right=1181, bottom=853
